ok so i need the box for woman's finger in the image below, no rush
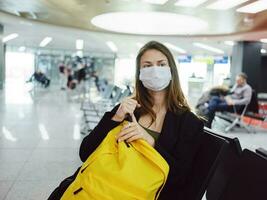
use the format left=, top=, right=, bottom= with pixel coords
left=126, top=134, right=142, bottom=142
left=121, top=122, right=134, bottom=130
left=117, top=125, right=136, bottom=139
left=123, top=104, right=136, bottom=114
left=118, top=131, right=138, bottom=142
left=130, top=113, right=138, bottom=123
left=125, top=98, right=140, bottom=107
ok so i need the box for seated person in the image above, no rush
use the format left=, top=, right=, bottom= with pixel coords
left=205, top=72, right=252, bottom=128
left=195, top=85, right=229, bottom=117
left=67, top=74, right=77, bottom=90
left=27, top=70, right=50, bottom=88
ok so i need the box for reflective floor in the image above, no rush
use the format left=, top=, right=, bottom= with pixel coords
left=0, top=85, right=83, bottom=200
left=0, top=84, right=266, bottom=200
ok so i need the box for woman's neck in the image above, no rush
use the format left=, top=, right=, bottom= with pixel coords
left=149, top=90, right=167, bottom=112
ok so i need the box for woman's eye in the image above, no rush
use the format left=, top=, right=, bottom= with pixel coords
left=160, top=63, right=167, bottom=67
left=143, top=65, right=151, bottom=68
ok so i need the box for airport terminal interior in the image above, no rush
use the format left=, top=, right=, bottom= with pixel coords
left=0, top=0, right=267, bottom=200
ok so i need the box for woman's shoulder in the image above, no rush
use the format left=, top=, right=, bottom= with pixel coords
left=173, top=109, right=203, bottom=126
left=171, top=109, right=204, bottom=139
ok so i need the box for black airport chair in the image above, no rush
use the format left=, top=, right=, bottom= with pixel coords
left=219, top=149, right=267, bottom=200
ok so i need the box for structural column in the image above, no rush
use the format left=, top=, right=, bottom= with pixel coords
left=231, top=41, right=262, bottom=92
left=0, top=24, right=4, bottom=89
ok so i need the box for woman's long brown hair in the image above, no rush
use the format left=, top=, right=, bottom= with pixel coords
left=134, top=41, right=190, bottom=123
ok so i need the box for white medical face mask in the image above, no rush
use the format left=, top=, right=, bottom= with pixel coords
left=139, top=66, right=172, bottom=91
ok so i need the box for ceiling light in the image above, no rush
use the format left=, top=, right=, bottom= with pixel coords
left=163, top=42, right=187, bottom=54
left=207, top=0, right=248, bottom=10
left=224, top=41, right=235, bottom=46
left=261, top=49, right=267, bottom=54
left=260, top=38, right=267, bottom=43
left=237, top=1, right=267, bottom=13
left=106, top=41, right=118, bottom=52
left=18, top=46, right=26, bottom=52
left=143, top=0, right=168, bottom=5
left=39, top=37, right=52, bottom=47
left=29, top=12, right=37, bottom=19
left=2, top=33, right=18, bottom=43
left=76, top=39, right=84, bottom=50
left=175, top=0, right=208, bottom=7
left=91, top=12, right=208, bottom=35
left=193, top=42, right=224, bottom=54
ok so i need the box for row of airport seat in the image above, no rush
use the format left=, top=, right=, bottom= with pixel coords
left=80, top=82, right=132, bottom=133
left=194, top=128, right=267, bottom=200
left=80, top=82, right=267, bottom=199
left=216, top=90, right=267, bottom=133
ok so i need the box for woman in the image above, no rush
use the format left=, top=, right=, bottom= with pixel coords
left=79, top=41, right=203, bottom=199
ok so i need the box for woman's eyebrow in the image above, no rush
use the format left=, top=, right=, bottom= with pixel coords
left=142, top=61, right=153, bottom=64
left=157, top=59, right=167, bottom=62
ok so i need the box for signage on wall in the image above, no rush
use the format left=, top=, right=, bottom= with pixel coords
left=214, top=56, right=228, bottom=64
left=177, top=55, right=228, bottom=64
left=193, top=56, right=213, bottom=65
left=178, top=55, right=192, bottom=63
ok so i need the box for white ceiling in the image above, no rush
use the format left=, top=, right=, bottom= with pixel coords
left=1, top=11, right=267, bottom=57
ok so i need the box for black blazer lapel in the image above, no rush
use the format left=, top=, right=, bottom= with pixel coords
left=157, top=111, right=181, bottom=152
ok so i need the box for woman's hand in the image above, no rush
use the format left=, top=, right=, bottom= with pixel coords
left=112, top=97, right=141, bottom=122
left=116, top=114, right=155, bottom=147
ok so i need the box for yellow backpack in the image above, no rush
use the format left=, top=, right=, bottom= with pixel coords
left=61, top=121, right=169, bottom=200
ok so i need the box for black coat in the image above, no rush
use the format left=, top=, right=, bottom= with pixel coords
left=79, top=104, right=204, bottom=200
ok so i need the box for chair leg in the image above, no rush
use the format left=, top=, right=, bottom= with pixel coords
left=225, top=118, right=239, bottom=133
left=239, top=121, right=251, bottom=133
left=225, top=117, right=255, bottom=133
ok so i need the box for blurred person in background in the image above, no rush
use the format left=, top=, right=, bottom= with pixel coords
left=205, top=72, right=252, bottom=128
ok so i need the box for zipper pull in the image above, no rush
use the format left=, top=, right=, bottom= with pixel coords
left=124, top=140, right=130, bottom=148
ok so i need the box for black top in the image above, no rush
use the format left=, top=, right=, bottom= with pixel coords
left=79, top=104, right=204, bottom=200
left=140, top=124, right=160, bottom=141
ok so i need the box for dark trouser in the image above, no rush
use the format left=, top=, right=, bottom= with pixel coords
left=206, top=96, right=244, bottom=128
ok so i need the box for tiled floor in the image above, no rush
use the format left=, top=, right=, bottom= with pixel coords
left=0, top=84, right=266, bottom=200
left=212, top=116, right=267, bottom=150
left=0, top=85, right=83, bottom=200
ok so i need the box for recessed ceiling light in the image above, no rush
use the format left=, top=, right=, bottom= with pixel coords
left=237, top=1, right=267, bottom=13
left=175, top=0, right=208, bottom=7
left=143, top=0, right=169, bottom=5
left=193, top=42, right=224, bottom=54
left=106, top=41, right=118, bottom=52
left=163, top=42, right=187, bottom=54
left=76, top=39, right=84, bottom=50
left=207, top=0, right=248, bottom=10
left=29, top=12, right=37, bottom=19
left=39, top=37, right=52, bottom=47
left=18, top=46, right=26, bottom=52
left=91, top=12, right=208, bottom=35
left=224, top=41, right=235, bottom=46
left=261, top=49, right=267, bottom=54
left=260, top=38, right=267, bottom=43
left=2, top=33, right=19, bottom=43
